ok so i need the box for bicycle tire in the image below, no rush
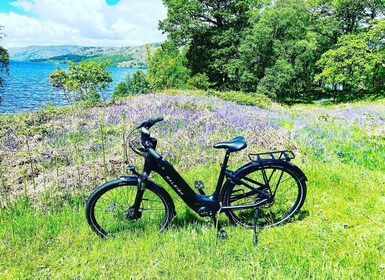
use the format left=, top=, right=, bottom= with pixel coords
left=86, top=179, right=175, bottom=237
left=221, top=161, right=307, bottom=228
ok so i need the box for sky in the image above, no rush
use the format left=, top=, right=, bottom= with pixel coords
left=0, top=0, right=168, bottom=48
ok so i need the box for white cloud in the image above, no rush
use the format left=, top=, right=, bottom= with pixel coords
left=1, top=0, right=167, bottom=48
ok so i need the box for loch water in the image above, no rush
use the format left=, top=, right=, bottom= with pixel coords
left=0, top=61, right=138, bottom=114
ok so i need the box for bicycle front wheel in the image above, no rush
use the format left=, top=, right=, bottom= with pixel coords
left=221, top=162, right=307, bottom=228
left=86, top=179, right=175, bottom=237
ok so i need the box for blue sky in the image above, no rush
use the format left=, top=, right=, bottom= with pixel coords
left=0, top=0, right=167, bottom=48
left=0, top=1, right=18, bottom=13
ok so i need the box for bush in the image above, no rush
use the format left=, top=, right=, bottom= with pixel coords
left=187, top=73, right=212, bottom=90
left=207, top=90, right=272, bottom=109
left=131, top=70, right=149, bottom=94
left=146, top=41, right=190, bottom=91
left=112, top=81, right=130, bottom=98
left=112, top=71, right=149, bottom=99
left=49, top=61, right=112, bottom=103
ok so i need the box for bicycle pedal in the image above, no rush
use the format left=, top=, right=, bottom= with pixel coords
left=194, top=180, right=205, bottom=190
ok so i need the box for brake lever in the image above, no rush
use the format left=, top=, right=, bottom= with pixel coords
left=136, top=122, right=146, bottom=129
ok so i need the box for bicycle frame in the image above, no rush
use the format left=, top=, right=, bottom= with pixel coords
left=133, top=149, right=272, bottom=217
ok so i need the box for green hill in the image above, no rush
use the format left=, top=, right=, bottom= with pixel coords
left=9, top=43, right=161, bottom=68
left=0, top=91, right=384, bottom=279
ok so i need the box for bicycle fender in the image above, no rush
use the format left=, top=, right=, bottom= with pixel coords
left=89, top=176, right=139, bottom=196
left=118, top=175, right=139, bottom=184
left=285, top=161, right=308, bottom=181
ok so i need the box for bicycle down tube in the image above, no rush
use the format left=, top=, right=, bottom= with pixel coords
left=144, top=150, right=221, bottom=216
left=142, top=149, right=271, bottom=216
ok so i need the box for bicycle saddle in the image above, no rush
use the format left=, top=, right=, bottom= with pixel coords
left=213, top=136, right=247, bottom=152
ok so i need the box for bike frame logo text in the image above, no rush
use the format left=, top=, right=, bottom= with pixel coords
left=165, top=176, right=185, bottom=196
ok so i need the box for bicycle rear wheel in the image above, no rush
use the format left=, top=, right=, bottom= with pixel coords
left=86, top=179, right=175, bottom=237
left=221, top=162, right=306, bottom=228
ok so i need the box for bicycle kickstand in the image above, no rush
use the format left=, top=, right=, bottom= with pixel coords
left=253, top=208, right=259, bottom=245
left=212, top=215, right=228, bottom=240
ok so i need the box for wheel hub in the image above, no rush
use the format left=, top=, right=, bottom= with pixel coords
left=126, top=207, right=142, bottom=220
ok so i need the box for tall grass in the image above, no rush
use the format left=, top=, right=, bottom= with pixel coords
left=0, top=91, right=384, bottom=279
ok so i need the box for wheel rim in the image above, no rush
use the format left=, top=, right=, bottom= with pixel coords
left=91, top=186, right=169, bottom=236
left=226, top=165, right=304, bottom=227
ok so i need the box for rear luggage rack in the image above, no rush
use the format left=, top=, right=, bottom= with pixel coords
left=248, top=150, right=295, bottom=163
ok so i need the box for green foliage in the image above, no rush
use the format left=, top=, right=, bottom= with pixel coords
left=160, top=0, right=261, bottom=89
left=0, top=25, right=9, bottom=87
left=257, top=60, right=296, bottom=100
left=146, top=42, right=190, bottom=91
left=188, top=89, right=273, bottom=109
left=215, top=90, right=272, bottom=109
left=316, top=19, right=385, bottom=97
left=112, top=74, right=132, bottom=98
left=315, top=34, right=371, bottom=92
left=187, top=73, right=212, bottom=90
left=112, top=71, right=149, bottom=99
left=159, top=0, right=385, bottom=101
left=84, top=54, right=135, bottom=67
left=236, top=0, right=317, bottom=99
left=49, top=61, right=112, bottom=103
left=112, top=81, right=130, bottom=98
left=131, top=70, right=149, bottom=94
left=48, top=68, right=67, bottom=89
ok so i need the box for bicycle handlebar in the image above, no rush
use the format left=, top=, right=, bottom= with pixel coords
left=137, top=117, right=164, bottom=129
left=128, top=117, right=164, bottom=157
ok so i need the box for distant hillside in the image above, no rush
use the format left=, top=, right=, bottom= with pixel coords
left=9, top=43, right=161, bottom=68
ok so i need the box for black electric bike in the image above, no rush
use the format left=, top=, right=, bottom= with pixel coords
left=86, top=117, right=307, bottom=238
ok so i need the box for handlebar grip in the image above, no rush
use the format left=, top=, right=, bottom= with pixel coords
left=148, top=148, right=162, bottom=160
left=138, top=116, right=164, bottom=129
left=151, top=117, right=164, bottom=123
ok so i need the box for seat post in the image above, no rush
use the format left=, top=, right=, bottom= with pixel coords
left=213, top=150, right=231, bottom=200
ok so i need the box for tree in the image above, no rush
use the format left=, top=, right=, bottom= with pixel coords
left=236, top=0, right=317, bottom=99
left=309, top=0, right=385, bottom=53
left=112, top=70, right=149, bottom=98
left=112, top=74, right=131, bottom=98
left=187, top=73, right=212, bottom=90
left=146, top=42, right=190, bottom=91
left=159, top=0, right=262, bottom=89
left=316, top=19, right=385, bottom=96
left=315, top=34, right=373, bottom=96
left=366, top=19, right=385, bottom=90
left=0, top=26, right=9, bottom=87
left=130, top=70, right=149, bottom=94
left=49, top=61, right=112, bottom=103
left=112, top=81, right=130, bottom=98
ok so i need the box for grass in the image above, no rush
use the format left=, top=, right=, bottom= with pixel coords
left=0, top=91, right=385, bottom=279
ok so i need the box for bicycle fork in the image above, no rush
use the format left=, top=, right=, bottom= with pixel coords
left=127, top=171, right=148, bottom=220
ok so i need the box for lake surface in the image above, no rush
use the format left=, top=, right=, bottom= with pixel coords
left=0, top=61, right=138, bottom=114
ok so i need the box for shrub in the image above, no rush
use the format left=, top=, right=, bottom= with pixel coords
left=131, top=70, right=149, bottom=94
left=187, top=73, right=212, bottom=90
left=112, top=71, right=149, bottom=99
left=49, top=61, right=112, bottom=103
left=112, top=81, right=130, bottom=98
left=206, top=90, right=272, bottom=109
left=146, top=41, right=190, bottom=91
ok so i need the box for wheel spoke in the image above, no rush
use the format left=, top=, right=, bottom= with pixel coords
left=222, top=163, right=306, bottom=228
left=86, top=182, right=173, bottom=237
